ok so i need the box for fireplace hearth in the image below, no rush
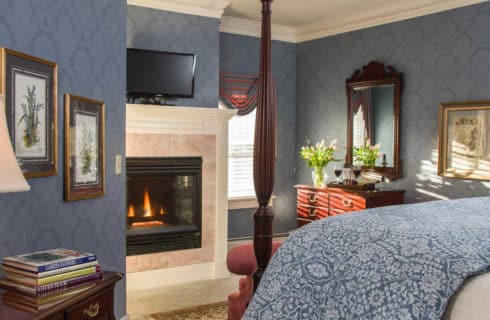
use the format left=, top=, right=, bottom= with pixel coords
left=126, top=157, right=202, bottom=256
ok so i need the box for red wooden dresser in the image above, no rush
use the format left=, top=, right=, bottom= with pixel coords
left=296, top=185, right=405, bottom=227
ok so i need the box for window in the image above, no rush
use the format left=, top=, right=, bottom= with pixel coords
left=228, top=109, right=256, bottom=199
left=353, top=107, right=365, bottom=148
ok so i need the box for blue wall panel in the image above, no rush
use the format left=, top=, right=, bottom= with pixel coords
left=220, top=32, right=297, bottom=238
left=296, top=2, right=490, bottom=202
left=0, top=0, right=127, bottom=317
left=127, top=5, right=219, bottom=108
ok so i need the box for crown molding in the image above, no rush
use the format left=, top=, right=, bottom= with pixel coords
left=296, top=0, right=488, bottom=42
left=219, top=16, right=297, bottom=43
left=220, top=0, right=486, bottom=43
left=127, top=0, right=230, bottom=19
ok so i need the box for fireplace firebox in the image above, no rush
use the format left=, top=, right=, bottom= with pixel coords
left=126, top=157, right=202, bottom=256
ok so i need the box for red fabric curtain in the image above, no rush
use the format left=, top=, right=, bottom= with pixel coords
left=352, top=88, right=373, bottom=142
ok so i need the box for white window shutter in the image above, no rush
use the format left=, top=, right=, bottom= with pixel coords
left=228, top=110, right=256, bottom=198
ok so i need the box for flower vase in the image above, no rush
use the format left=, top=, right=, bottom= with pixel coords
left=365, top=159, right=376, bottom=167
left=311, top=166, right=327, bottom=187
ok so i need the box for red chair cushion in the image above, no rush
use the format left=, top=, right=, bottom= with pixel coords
left=227, top=241, right=282, bottom=275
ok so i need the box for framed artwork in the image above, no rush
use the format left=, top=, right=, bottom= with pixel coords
left=64, top=94, right=105, bottom=201
left=438, top=101, right=490, bottom=180
left=0, top=48, right=58, bottom=177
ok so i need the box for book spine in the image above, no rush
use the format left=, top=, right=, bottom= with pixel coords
left=37, top=255, right=96, bottom=273
left=36, top=271, right=101, bottom=292
left=37, top=266, right=99, bottom=285
left=38, top=261, right=98, bottom=278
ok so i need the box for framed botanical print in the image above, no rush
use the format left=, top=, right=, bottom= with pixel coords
left=65, top=94, right=105, bottom=201
left=0, top=48, right=58, bottom=177
left=438, top=101, right=490, bottom=180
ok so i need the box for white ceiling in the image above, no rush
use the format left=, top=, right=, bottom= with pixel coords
left=224, top=0, right=487, bottom=27
left=128, top=0, right=489, bottom=42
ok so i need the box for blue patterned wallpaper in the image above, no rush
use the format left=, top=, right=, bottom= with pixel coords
left=127, top=5, right=219, bottom=108
left=0, top=0, right=127, bottom=317
left=296, top=2, right=490, bottom=202
left=220, top=32, right=297, bottom=238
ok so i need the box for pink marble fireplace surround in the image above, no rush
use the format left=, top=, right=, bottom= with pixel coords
left=126, top=133, right=216, bottom=271
left=125, top=104, right=235, bottom=289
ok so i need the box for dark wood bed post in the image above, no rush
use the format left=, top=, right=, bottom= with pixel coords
left=252, top=0, right=276, bottom=293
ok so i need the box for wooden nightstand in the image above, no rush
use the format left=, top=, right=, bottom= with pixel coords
left=0, top=271, right=123, bottom=320
left=296, top=185, right=405, bottom=227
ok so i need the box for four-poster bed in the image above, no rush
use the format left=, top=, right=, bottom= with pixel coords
left=251, top=0, right=276, bottom=291
left=245, top=0, right=490, bottom=319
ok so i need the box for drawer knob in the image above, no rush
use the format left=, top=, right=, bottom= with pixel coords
left=342, top=198, right=354, bottom=208
left=307, top=207, right=317, bottom=217
left=83, top=302, right=100, bottom=319
left=307, top=193, right=317, bottom=204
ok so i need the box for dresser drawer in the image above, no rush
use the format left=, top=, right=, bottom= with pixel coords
left=64, top=287, right=113, bottom=320
left=297, top=205, right=328, bottom=220
left=297, top=189, right=328, bottom=207
left=329, top=193, right=365, bottom=214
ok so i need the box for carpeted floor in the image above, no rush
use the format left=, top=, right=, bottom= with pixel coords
left=146, top=302, right=227, bottom=320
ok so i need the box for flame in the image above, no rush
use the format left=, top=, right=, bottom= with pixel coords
left=143, top=188, right=153, bottom=217
left=128, top=204, right=135, bottom=217
left=160, top=206, right=166, bottom=215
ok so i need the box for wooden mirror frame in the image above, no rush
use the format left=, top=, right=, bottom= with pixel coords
left=346, top=61, right=402, bottom=181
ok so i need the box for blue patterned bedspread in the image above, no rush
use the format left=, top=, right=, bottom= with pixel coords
left=244, top=197, right=490, bottom=319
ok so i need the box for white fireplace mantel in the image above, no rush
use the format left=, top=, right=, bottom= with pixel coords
left=126, top=103, right=236, bottom=289
left=126, top=104, right=236, bottom=135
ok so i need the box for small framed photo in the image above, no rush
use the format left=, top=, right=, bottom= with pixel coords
left=438, top=101, right=490, bottom=180
left=0, top=48, right=58, bottom=177
left=64, top=94, right=105, bottom=201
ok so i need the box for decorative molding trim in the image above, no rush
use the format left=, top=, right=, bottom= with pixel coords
left=228, top=196, right=275, bottom=210
left=296, top=0, right=488, bottom=42
left=220, top=0, right=487, bottom=43
left=220, top=16, right=297, bottom=43
left=127, top=0, right=230, bottom=19
left=127, top=262, right=229, bottom=290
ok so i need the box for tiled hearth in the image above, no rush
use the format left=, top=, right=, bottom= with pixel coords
left=126, top=104, right=235, bottom=290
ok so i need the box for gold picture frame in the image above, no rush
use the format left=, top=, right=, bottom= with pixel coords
left=438, top=101, right=490, bottom=180
left=0, top=48, right=58, bottom=178
left=64, top=94, right=105, bottom=201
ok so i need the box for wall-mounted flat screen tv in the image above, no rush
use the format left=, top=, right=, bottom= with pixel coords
left=127, top=48, right=196, bottom=98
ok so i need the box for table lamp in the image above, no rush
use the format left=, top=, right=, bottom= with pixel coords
left=0, top=94, right=30, bottom=193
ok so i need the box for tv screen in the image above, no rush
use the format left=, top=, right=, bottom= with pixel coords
left=127, top=48, right=196, bottom=98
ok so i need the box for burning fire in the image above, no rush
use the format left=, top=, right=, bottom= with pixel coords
left=128, top=204, right=135, bottom=217
left=143, top=188, right=153, bottom=217
left=127, top=187, right=166, bottom=228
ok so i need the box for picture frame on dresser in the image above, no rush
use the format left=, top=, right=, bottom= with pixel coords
left=438, top=101, right=490, bottom=181
left=64, top=94, right=105, bottom=201
left=0, top=48, right=58, bottom=178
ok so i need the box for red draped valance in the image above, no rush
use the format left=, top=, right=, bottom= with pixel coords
left=219, top=73, right=276, bottom=116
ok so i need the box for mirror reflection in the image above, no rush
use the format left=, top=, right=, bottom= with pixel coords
left=351, top=85, right=395, bottom=167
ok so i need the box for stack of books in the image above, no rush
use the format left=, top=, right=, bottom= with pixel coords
left=0, top=248, right=102, bottom=312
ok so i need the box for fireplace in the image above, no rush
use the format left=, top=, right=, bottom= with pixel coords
left=126, top=157, right=202, bottom=256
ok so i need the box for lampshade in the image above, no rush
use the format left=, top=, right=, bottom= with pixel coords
left=0, top=94, right=30, bottom=193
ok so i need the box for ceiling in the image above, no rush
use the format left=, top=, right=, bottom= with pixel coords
left=223, top=0, right=487, bottom=27
left=128, top=0, right=488, bottom=42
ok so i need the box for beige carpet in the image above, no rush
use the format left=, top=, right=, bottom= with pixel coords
left=148, top=302, right=227, bottom=320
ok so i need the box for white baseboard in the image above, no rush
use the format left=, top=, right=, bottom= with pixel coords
left=120, top=315, right=129, bottom=320
left=127, top=262, right=230, bottom=291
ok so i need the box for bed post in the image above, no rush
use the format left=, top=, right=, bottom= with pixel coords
left=252, top=0, right=275, bottom=293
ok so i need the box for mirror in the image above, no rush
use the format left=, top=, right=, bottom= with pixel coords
left=346, top=61, right=402, bottom=181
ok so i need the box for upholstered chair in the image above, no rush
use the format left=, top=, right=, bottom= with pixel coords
left=226, top=241, right=282, bottom=320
